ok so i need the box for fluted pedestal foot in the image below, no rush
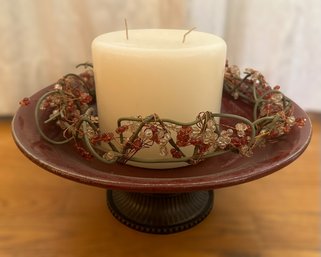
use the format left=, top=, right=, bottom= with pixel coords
left=106, top=190, right=214, bottom=234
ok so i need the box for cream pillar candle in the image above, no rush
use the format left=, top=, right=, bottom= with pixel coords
left=91, top=29, right=226, bottom=169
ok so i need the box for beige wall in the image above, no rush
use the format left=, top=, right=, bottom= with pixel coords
left=1, top=0, right=320, bottom=115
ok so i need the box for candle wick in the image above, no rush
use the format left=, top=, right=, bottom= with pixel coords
left=124, top=18, right=129, bottom=40
left=182, top=27, right=196, bottom=43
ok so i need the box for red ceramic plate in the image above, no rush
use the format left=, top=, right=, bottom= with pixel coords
left=12, top=87, right=312, bottom=193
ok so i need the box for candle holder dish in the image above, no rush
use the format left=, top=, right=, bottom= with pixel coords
left=12, top=64, right=311, bottom=234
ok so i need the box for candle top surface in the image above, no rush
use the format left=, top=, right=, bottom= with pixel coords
left=92, top=29, right=226, bottom=50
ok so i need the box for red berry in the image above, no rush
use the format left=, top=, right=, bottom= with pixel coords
left=170, top=148, right=183, bottom=158
left=115, top=125, right=128, bottom=134
left=19, top=97, right=31, bottom=106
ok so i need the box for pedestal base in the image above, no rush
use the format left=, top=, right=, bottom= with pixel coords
left=106, top=190, right=214, bottom=234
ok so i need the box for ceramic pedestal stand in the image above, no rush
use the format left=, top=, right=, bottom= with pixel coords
left=12, top=88, right=312, bottom=234
left=106, top=190, right=213, bottom=234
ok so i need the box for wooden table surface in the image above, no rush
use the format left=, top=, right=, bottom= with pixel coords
left=0, top=114, right=320, bottom=257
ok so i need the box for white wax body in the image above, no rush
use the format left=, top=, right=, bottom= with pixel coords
left=92, top=29, right=226, bottom=169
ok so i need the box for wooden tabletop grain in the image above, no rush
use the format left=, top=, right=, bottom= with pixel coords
left=0, top=114, right=320, bottom=257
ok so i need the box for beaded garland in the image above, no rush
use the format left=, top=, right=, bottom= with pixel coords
left=20, top=63, right=306, bottom=166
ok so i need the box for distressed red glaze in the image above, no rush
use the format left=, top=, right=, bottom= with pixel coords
left=12, top=87, right=312, bottom=193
